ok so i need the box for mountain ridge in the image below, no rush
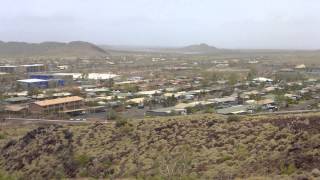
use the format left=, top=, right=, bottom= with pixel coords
left=0, top=41, right=108, bottom=58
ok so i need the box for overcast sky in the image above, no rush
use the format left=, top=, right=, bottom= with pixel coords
left=0, top=0, right=320, bottom=49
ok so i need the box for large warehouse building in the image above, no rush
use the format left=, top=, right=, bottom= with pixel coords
left=29, top=96, right=85, bottom=115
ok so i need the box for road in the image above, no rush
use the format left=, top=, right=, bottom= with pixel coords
left=4, top=109, right=320, bottom=124
left=4, top=117, right=110, bottom=124
left=248, top=109, right=320, bottom=116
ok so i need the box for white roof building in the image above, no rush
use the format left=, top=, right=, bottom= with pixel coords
left=253, top=77, right=273, bottom=83
left=17, top=79, right=48, bottom=83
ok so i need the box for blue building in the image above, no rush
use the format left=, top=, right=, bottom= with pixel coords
left=17, top=79, right=49, bottom=89
left=29, top=74, right=71, bottom=87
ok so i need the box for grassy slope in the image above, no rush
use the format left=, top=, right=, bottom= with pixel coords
left=1, top=114, right=320, bottom=179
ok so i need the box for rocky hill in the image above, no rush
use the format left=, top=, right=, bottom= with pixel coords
left=0, top=41, right=108, bottom=58
left=1, top=114, right=320, bottom=179
left=179, top=43, right=219, bottom=54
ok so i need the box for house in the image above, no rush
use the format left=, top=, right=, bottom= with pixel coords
left=0, top=73, right=11, bottom=84
left=284, top=93, right=301, bottom=101
left=209, top=96, right=238, bottom=107
left=52, top=92, right=72, bottom=98
left=257, top=99, right=277, bottom=111
left=146, top=107, right=186, bottom=116
left=295, top=64, right=306, bottom=70
left=248, top=60, right=259, bottom=64
left=29, top=96, right=85, bottom=115
left=5, top=97, right=31, bottom=104
left=53, top=73, right=119, bottom=80
left=0, top=65, right=17, bottom=73
left=175, top=101, right=214, bottom=109
left=136, top=90, right=162, bottom=97
left=85, top=87, right=110, bottom=94
left=126, top=97, right=145, bottom=105
left=57, top=65, right=68, bottom=70
left=164, top=91, right=187, bottom=99
left=264, top=86, right=276, bottom=93
left=4, top=105, right=28, bottom=114
left=21, top=64, right=47, bottom=73
left=216, top=63, right=229, bottom=68
left=306, top=67, right=320, bottom=75
left=257, top=99, right=275, bottom=106
left=184, top=94, right=195, bottom=100
left=253, top=77, right=273, bottom=83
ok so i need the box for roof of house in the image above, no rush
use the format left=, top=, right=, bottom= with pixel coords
left=17, top=79, right=48, bottom=83
left=175, top=101, right=214, bottom=109
left=147, top=107, right=186, bottom=114
left=5, top=96, right=31, bottom=103
left=21, top=64, right=44, bottom=67
left=137, top=90, right=162, bottom=96
left=85, top=88, right=110, bottom=93
left=257, top=99, right=275, bottom=105
left=295, top=64, right=306, bottom=69
left=5, top=105, right=27, bottom=112
left=216, top=105, right=250, bottom=115
left=0, top=65, right=18, bottom=68
left=126, top=97, right=145, bottom=104
left=210, top=96, right=237, bottom=103
left=33, top=96, right=84, bottom=107
left=253, top=77, right=273, bottom=82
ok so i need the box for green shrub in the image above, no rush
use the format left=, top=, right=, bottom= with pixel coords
left=221, top=155, right=232, bottom=162
left=280, top=163, right=296, bottom=175
left=74, top=154, right=91, bottom=167
left=0, top=170, right=17, bottom=180
left=204, top=107, right=214, bottom=113
left=0, top=133, right=6, bottom=140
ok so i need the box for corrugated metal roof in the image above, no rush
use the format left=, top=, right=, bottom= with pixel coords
left=34, top=96, right=84, bottom=107
left=5, top=96, right=31, bottom=102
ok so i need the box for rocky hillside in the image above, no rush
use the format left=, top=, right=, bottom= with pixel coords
left=0, top=41, right=108, bottom=58
left=1, top=114, right=320, bottom=179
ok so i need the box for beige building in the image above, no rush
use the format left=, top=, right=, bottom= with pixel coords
left=29, top=96, right=84, bottom=114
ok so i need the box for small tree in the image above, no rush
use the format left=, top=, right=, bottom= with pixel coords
left=106, top=109, right=119, bottom=120
left=228, top=73, right=239, bottom=85
left=247, top=68, right=257, bottom=81
left=28, top=87, right=41, bottom=96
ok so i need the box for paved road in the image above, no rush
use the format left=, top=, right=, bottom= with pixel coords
left=4, top=118, right=110, bottom=124
left=4, top=109, right=320, bottom=124
left=248, top=109, right=320, bottom=116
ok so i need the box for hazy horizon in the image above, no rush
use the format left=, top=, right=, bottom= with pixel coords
left=1, top=0, right=320, bottom=49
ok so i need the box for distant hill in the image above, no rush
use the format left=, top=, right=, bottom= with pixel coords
left=0, top=41, right=108, bottom=58
left=179, top=43, right=219, bottom=54
left=101, top=43, right=221, bottom=54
